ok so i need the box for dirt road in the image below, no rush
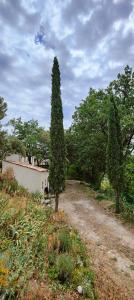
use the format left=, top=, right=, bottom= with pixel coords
left=59, top=181, right=134, bottom=300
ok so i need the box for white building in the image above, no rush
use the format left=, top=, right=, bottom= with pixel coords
left=2, top=155, right=49, bottom=194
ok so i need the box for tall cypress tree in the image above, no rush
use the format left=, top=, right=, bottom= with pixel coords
left=49, top=57, right=65, bottom=212
left=107, top=94, right=123, bottom=213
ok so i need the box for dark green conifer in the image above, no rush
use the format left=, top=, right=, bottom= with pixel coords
left=49, top=57, right=65, bottom=212
left=107, top=94, right=123, bottom=213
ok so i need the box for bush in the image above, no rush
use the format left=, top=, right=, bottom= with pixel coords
left=32, top=191, right=43, bottom=202
left=72, top=267, right=94, bottom=285
left=101, top=177, right=111, bottom=190
left=58, top=229, right=71, bottom=253
left=48, top=250, right=56, bottom=266
left=70, top=231, right=86, bottom=262
left=84, top=281, right=95, bottom=299
left=121, top=196, right=134, bottom=223
left=56, top=254, right=74, bottom=283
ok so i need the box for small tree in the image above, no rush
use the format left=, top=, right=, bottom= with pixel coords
left=49, top=57, right=65, bottom=212
left=107, top=94, right=123, bottom=213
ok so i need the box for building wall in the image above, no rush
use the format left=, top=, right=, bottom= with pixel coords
left=40, top=172, right=49, bottom=193
left=5, top=154, right=29, bottom=165
left=2, top=161, right=49, bottom=194
left=6, top=154, right=21, bottom=162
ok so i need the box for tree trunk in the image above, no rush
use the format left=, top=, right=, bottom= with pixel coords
left=28, top=155, right=32, bottom=164
left=115, top=190, right=120, bottom=214
left=55, top=192, right=59, bottom=212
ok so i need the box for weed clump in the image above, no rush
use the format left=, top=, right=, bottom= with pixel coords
left=58, top=229, right=71, bottom=253
left=56, top=254, right=74, bottom=283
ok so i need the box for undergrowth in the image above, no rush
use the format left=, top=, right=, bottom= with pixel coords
left=0, top=170, right=96, bottom=300
left=95, top=177, right=134, bottom=224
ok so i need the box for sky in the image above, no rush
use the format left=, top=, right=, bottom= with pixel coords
left=0, top=0, right=134, bottom=129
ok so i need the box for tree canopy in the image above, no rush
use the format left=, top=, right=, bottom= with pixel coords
left=9, top=118, right=49, bottom=165
left=66, top=65, right=134, bottom=205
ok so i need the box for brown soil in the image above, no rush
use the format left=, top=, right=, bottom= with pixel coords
left=59, top=181, right=134, bottom=300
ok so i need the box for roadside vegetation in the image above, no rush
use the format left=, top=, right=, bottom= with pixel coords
left=0, top=171, right=96, bottom=300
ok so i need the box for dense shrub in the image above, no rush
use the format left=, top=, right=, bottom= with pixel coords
left=56, top=254, right=74, bottom=283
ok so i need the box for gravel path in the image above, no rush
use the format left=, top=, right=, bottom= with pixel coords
left=59, top=181, right=134, bottom=300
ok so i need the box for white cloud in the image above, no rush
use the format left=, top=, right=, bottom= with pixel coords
left=113, top=0, right=125, bottom=4
left=0, top=0, right=133, bottom=128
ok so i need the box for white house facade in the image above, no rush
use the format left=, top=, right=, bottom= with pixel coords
left=2, top=159, right=49, bottom=194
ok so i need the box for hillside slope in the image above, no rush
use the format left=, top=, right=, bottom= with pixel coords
left=0, top=190, right=96, bottom=300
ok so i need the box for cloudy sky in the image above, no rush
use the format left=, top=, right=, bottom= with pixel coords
left=0, top=0, right=134, bottom=128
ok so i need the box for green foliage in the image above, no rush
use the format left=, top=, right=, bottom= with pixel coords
left=124, top=155, right=134, bottom=204
left=70, top=88, right=108, bottom=188
left=0, top=97, right=7, bottom=162
left=97, top=177, right=115, bottom=201
left=107, top=94, right=123, bottom=213
left=48, top=250, right=56, bottom=266
left=49, top=57, right=65, bottom=211
left=129, top=264, right=134, bottom=270
left=0, top=134, right=26, bottom=162
left=72, top=267, right=95, bottom=299
left=65, top=129, right=77, bottom=166
left=8, top=136, right=26, bottom=157
left=95, top=194, right=106, bottom=201
left=48, top=266, right=59, bottom=280
left=101, top=176, right=111, bottom=190
left=56, top=254, right=74, bottom=283
left=70, top=231, right=86, bottom=258
left=31, top=191, right=43, bottom=203
left=0, top=97, right=7, bottom=121
left=109, top=65, right=134, bottom=158
left=9, top=118, right=49, bottom=165
left=67, top=164, right=81, bottom=180
left=58, top=229, right=71, bottom=253
left=66, top=66, right=134, bottom=205
left=121, top=196, right=134, bottom=223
